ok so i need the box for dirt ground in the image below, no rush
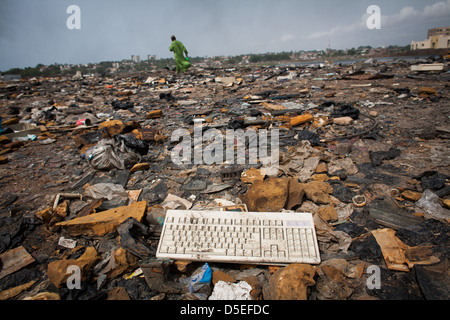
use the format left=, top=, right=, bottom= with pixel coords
left=0, top=57, right=449, bottom=301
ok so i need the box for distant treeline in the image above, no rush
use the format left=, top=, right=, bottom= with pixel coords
left=0, top=52, right=298, bottom=78
left=1, top=45, right=415, bottom=78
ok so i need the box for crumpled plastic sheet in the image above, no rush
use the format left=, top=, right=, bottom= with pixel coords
left=208, top=281, right=253, bottom=300
left=278, top=141, right=321, bottom=177
left=83, top=183, right=129, bottom=201
left=160, top=194, right=193, bottom=210
left=85, top=138, right=141, bottom=170
left=117, top=217, right=155, bottom=259
left=178, top=263, right=212, bottom=300
left=328, top=158, right=359, bottom=176
left=313, top=214, right=352, bottom=253
left=416, top=189, right=450, bottom=222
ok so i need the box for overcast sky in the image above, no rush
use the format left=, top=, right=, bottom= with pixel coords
left=0, top=0, right=449, bottom=71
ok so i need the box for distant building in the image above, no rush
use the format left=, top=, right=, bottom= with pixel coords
left=411, top=27, right=450, bottom=50
left=131, top=55, right=141, bottom=63
left=369, top=48, right=388, bottom=55
left=147, top=55, right=156, bottom=61
left=59, top=65, right=71, bottom=71
left=299, top=52, right=317, bottom=60
left=427, top=27, right=450, bottom=38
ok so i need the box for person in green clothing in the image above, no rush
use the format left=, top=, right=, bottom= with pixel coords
left=169, top=35, right=191, bottom=73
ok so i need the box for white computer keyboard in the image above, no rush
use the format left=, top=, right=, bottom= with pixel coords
left=156, top=210, right=321, bottom=265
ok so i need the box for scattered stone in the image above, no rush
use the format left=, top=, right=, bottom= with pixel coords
left=146, top=110, right=163, bottom=119
left=98, top=120, right=125, bottom=137
left=303, top=181, right=333, bottom=204
left=240, top=167, right=266, bottom=184
left=317, top=205, right=338, bottom=222
left=263, top=264, right=316, bottom=300
left=242, top=178, right=289, bottom=212
left=333, top=117, right=354, bottom=126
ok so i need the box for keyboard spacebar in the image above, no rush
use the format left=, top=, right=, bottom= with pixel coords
left=185, top=248, right=228, bottom=255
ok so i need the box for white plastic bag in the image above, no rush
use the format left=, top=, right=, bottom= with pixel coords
left=83, top=183, right=129, bottom=201
left=85, top=138, right=141, bottom=170
left=208, top=281, right=253, bottom=300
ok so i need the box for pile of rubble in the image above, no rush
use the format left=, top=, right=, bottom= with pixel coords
left=0, top=56, right=449, bottom=300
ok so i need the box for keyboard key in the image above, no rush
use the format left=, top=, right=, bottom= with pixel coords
left=271, top=245, right=278, bottom=256
left=162, top=240, right=175, bottom=247
left=168, top=247, right=176, bottom=254
left=185, top=248, right=197, bottom=254
left=210, top=248, right=227, bottom=255
left=176, top=247, right=185, bottom=254
left=243, top=243, right=257, bottom=250
left=160, top=246, right=169, bottom=253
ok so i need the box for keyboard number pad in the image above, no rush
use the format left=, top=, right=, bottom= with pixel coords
left=286, top=228, right=317, bottom=259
